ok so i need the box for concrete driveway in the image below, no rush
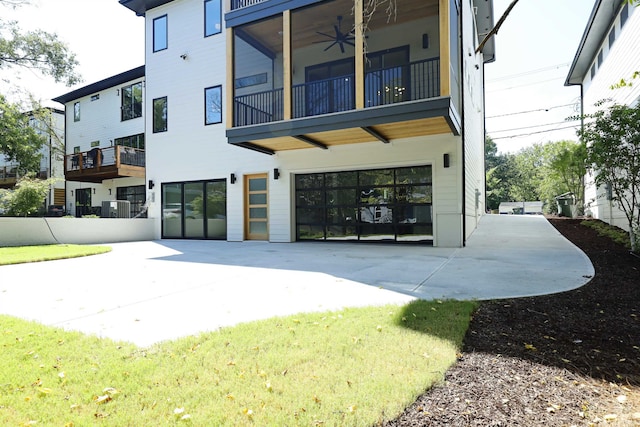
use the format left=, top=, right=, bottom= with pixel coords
left=0, top=215, right=593, bottom=347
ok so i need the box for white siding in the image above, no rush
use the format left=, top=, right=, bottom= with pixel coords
left=143, top=0, right=487, bottom=247
left=581, top=3, right=639, bottom=232
left=462, top=0, right=487, bottom=240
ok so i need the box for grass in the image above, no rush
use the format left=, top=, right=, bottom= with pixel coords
left=0, top=244, right=111, bottom=265
left=0, top=299, right=476, bottom=426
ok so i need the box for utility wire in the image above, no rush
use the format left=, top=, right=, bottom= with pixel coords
left=487, top=103, right=576, bottom=119
left=487, top=63, right=571, bottom=82
left=489, top=119, right=579, bottom=134
left=490, top=124, right=579, bottom=140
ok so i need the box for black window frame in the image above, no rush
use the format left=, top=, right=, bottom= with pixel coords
left=153, top=96, right=168, bottom=133
left=73, top=102, right=80, bottom=122
left=204, top=0, right=221, bottom=37
left=116, top=185, right=147, bottom=218
left=121, top=82, right=143, bottom=121
left=204, top=85, right=223, bottom=125
left=153, top=15, right=168, bottom=52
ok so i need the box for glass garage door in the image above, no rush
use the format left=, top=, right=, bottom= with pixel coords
left=295, top=166, right=433, bottom=243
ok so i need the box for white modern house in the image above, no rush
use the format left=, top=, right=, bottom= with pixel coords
left=53, top=66, right=147, bottom=218
left=0, top=108, right=65, bottom=212
left=109, top=0, right=496, bottom=246
left=565, top=0, right=639, bottom=231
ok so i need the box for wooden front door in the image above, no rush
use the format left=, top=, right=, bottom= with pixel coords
left=244, top=174, right=268, bottom=240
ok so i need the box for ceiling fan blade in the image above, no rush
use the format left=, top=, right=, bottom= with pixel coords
left=339, top=42, right=345, bottom=54
left=316, top=31, right=334, bottom=39
left=324, top=41, right=338, bottom=51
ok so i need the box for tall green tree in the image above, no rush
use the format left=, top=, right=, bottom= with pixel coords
left=579, top=103, right=640, bottom=252
left=542, top=140, right=587, bottom=216
left=0, top=0, right=79, bottom=175
left=0, top=94, right=45, bottom=175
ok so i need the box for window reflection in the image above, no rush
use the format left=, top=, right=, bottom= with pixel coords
left=295, top=166, right=433, bottom=242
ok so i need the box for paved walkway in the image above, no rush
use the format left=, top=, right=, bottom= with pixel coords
left=0, top=215, right=593, bottom=347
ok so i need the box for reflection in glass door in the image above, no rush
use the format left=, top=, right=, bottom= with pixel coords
left=245, top=174, right=268, bottom=240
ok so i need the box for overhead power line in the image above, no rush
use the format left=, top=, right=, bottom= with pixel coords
left=486, top=103, right=577, bottom=119
left=486, top=63, right=571, bottom=83
left=490, top=124, right=580, bottom=140
left=489, top=119, right=580, bottom=134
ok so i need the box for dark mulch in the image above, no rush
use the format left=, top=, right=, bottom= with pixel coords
left=383, top=218, right=640, bottom=426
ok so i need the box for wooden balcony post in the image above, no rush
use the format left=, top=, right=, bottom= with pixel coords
left=355, top=0, right=364, bottom=109
left=283, top=10, right=292, bottom=120
left=439, top=0, right=450, bottom=97
left=226, top=27, right=235, bottom=128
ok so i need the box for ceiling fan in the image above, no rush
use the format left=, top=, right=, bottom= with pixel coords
left=314, top=16, right=356, bottom=53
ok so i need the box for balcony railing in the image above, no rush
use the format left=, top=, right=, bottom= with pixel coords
left=234, top=88, right=283, bottom=127
left=231, top=0, right=267, bottom=10
left=0, top=165, right=18, bottom=180
left=233, top=57, right=440, bottom=127
left=65, top=146, right=145, bottom=172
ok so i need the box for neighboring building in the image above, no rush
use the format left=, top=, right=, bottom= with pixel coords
left=115, top=0, right=495, bottom=246
left=52, top=66, right=147, bottom=218
left=566, top=0, right=639, bottom=231
left=0, top=108, right=65, bottom=212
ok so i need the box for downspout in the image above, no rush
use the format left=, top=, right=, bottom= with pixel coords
left=460, top=1, right=466, bottom=247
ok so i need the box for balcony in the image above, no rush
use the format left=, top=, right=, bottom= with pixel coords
left=65, top=146, right=145, bottom=183
left=0, top=165, right=18, bottom=188
left=231, top=0, right=266, bottom=10
left=234, top=58, right=440, bottom=127
left=226, top=0, right=463, bottom=154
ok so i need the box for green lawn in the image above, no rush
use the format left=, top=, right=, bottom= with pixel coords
left=0, top=244, right=111, bottom=265
left=0, top=299, right=476, bottom=426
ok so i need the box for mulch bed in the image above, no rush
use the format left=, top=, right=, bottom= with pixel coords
left=383, top=218, right=640, bottom=426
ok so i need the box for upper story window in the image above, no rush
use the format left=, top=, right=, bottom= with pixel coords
left=73, top=102, right=80, bottom=122
left=153, top=15, right=168, bottom=52
left=205, top=86, right=222, bottom=125
left=608, top=27, right=616, bottom=49
left=205, top=0, right=221, bottom=37
left=153, top=96, right=168, bottom=133
left=121, top=82, right=143, bottom=121
left=597, top=49, right=603, bottom=67
left=621, top=2, right=629, bottom=28
left=590, top=64, right=596, bottom=80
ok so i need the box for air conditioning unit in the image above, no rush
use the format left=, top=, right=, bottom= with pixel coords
left=101, top=200, right=131, bottom=218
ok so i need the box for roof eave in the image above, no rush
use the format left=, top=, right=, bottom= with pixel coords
left=52, top=66, right=145, bottom=105
left=565, top=0, right=625, bottom=87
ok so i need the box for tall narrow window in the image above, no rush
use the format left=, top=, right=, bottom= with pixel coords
left=205, top=0, right=221, bottom=37
left=597, top=50, right=603, bottom=67
left=621, top=3, right=629, bottom=27
left=73, top=102, right=80, bottom=122
left=153, top=15, right=168, bottom=52
left=608, top=27, right=616, bottom=49
left=121, top=82, right=143, bottom=121
left=153, top=97, right=168, bottom=133
left=205, top=86, right=222, bottom=125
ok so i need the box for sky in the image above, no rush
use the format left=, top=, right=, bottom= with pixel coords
left=1, top=0, right=145, bottom=107
left=485, top=0, right=594, bottom=153
left=1, top=0, right=596, bottom=154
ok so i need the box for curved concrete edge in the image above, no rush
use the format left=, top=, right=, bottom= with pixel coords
left=412, top=215, right=595, bottom=301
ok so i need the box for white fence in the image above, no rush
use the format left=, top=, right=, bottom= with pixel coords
left=0, top=217, right=158, bottom=247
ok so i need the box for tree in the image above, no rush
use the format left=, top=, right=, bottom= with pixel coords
left=543, top=140, right=587, bottom=216
left=0, top=0, right=78, bottom=175
left=2, top=174, right=57, bottom=216
left=0, top=1, right=80, bottom=86
left=579, top=103, right=640, bottom=252
left=0, top=94, right=46, bottom=175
